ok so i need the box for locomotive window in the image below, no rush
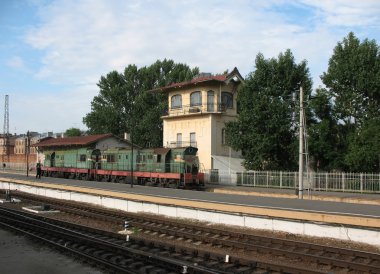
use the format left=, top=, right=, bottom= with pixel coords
left=106, top=154, right=115, bottom=162
left=125, top=155, right=128, bottom=160
left=147, top=154, right=152, bottom=160
left=118, top=155, right=121, bottom=160
left=157, top=154, right=161, bottom=163
left=61, top=155, right=64, bottom=160
left=79, top=154, right=86, bottom=162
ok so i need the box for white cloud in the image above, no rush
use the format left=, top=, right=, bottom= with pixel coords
left=11, top=85, right=94, bottom=134
left=300, top=0, right=380, bottom=27
left=15, top=0, right=380, bottom=133
left=7, top=56, right=29, bottom=72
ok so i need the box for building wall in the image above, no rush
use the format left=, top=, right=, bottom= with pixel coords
left=211, top=115, right=241, bottom=158
left=15, top=136, right=40, bottom=154
left=163, top=115, right=212, bottom=169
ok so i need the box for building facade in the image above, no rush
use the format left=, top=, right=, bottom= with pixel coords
left=154, top=68, right=244, bottom=171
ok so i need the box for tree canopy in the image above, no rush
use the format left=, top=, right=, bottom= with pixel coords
left=83, top=59, right=199, bottom=147
left=226, top=50, right=312, bottom=170
left=313, top=32, right=380, bottom=172
left=321, top=32, right=380, bottom=127
left=64, top=127, right=82, bottom=137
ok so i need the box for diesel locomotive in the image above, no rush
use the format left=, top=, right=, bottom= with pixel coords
left=37, top=134, right=204, bottom=189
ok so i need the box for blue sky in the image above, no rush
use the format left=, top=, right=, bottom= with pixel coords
left=1, top=0, right=379, bottom=134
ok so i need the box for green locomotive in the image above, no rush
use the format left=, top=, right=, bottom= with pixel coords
left=37, top=134, right=204, bottom=189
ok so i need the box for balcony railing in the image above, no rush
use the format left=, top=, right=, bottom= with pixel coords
left=162, top=103, right=228, bottom=117
left=166, top=141, right=197, bottom=148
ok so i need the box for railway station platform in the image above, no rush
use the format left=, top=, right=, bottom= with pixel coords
left=1, top=172, right=379, bottom=247
left=208, top=185, right=380, bottom=206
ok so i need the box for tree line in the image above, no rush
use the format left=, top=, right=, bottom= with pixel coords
left=81, top=33, right=380, bottom=172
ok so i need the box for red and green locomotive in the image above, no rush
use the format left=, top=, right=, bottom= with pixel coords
left=36, top=134, right=204, bottom=189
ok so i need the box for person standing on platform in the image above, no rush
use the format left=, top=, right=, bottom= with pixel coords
left=36, top=162, right=42, bottom=179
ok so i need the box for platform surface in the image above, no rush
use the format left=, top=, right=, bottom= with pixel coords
left=1, top=172, right=379, bottom=220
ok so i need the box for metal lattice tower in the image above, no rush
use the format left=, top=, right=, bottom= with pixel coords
left=2, top=95, right=9, bottom=162
left=3, top=95, right=9, bottom=137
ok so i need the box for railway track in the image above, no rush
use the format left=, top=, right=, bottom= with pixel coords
left=4, top=191, right=380, bottom=273
left=0, top=206, right=255, bottom=274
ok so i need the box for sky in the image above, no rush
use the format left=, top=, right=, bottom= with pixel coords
left=0, top=0, right=379, bottom=135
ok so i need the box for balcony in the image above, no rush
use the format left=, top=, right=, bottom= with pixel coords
left=162, top=103, right=228, bottom=118
left=166, top=141, right=197, bottom=148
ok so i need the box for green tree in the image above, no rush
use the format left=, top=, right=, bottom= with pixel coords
left=64, top=127, right=82, bottom=137
left=345, top=118, right=380, bottom=172
left=308, top=88, right=343, bottom=171
left=226, top=50, right=312, bottom=170
left=321, top=32, right=380, bottom=127
left=320, top=32, right=380, bottom=171
left=83, top=59, right=199, bottom=147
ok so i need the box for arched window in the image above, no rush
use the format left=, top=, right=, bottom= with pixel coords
left=190, top=91, right=202, bottom=106
left=221, top=92, right=233, bottom=109
left=171, top=94, right=182, bottom=109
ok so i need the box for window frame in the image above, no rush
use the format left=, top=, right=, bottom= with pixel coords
left=190, top=91, right=202, bottom=106
left=190, top=132, right=196, bottom=147
left=221, top=92, right=233, bottom=109
left=171, top=94, right=182, bottom=109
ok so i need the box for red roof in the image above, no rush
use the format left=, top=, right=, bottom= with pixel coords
left=151, top=67, right=243, bottom=93
left=33, top=133, right=113, bottom=148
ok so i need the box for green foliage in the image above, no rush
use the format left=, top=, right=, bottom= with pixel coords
left=226, top=50, right=312, bottom=170
left=83, top=59, right=199, bottom=147
left=316, top=32, right=380, bottom=172
left=307, top=88, right=345, bottom=170
left=64, top=127, right=82, bottom=137
left=345, top=118, right=380, bottom=172
left=321, top=32, right=380, bottom=126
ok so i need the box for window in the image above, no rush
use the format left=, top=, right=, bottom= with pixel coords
left=79, top=154, right=86, bottom=162
left=190, top=132, right=196, bottom=147
left=157, top=154, right=161, bottom=163
left=221, top=92, right=233, bottom=109
left=137, top=154, right=146, bottom=163
left=190, top=91, right=202, bottom=106
left=171, top=94, right=182, bottom=109
left=177, top=133, right=182, bottom=147
left=222, top=128, right=226, bottom=145
left=125, top=155, right=129, bottom=160
left=207, top=90, right=214, bottom=112
left=106, top=154, right=115, bottom=163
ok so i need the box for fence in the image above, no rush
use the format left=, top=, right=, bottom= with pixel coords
left=234, top=171, right=380, bottom=193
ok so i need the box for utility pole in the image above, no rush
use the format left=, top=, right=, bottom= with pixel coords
left=130, top=131, right=134, bottom=188
left=298, top=86, right=304, bottom=199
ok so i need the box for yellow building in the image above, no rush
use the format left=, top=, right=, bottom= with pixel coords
left=154, top=68, right=244, bottom=172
